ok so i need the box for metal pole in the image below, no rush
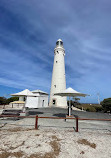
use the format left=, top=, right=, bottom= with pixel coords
left=69, top=96, right=71, bottom=116
left=76, top=117, right=78, bottom=132
left=35, top=115, right=38, bottom=129
left=97, top=93, right=100, bottom=104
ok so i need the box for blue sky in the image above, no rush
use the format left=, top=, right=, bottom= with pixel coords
left=0, top=0, right=111, bottom=103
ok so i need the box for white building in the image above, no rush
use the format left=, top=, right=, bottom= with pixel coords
left=49, top=39, right=67, bottom=107
left=11, top=89, right=48, bottom=109
left=25, top=90, right=48, bottom=108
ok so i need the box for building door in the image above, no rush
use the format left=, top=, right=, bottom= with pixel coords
left=52, top=99, right=56, bottom=106
left=42, top=100, right=44, bottom=107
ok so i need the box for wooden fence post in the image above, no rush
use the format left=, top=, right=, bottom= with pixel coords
left=35, top=115, right=38, bottom=129
left=76, top=117, right=78, bottom=132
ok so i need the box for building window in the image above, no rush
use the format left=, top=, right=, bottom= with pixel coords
left=53, top=100, right=56, bottom=105
left=54, top=85, right=56, bottom=88
left=56, top=61, right=58, bottom=63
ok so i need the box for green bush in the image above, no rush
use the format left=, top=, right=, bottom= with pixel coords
left=75, top=104, right=103, bottom=112
left=0, top=97, right=7, bottom=105
left=86, top=107, right=96, bottom=112
left=101, top=98, right=111, bottom=113
left=95, top=106, right=103, bottom=112
left=6, top=97, right=19, bottom=104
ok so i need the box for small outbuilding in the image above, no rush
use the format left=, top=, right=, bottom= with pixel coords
left=11, top=89, right=49, bottom=109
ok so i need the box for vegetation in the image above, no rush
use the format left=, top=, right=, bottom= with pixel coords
left=67, top=100, right=80, bottom=107
left=67, top=99, right=103, bottom=112
left=75, top=97, right=111, bottom=113
left=67, top=97, right=111, bottom=113
left=101, top=98, right=111, bottom=113
left=6, top=97, right=19, bottom=104
left=0, top=97, right=7, bottom=105
left=0, top=96, right=19, bottom=105
left=73, top=97, right=80, bottom=102
left=75, top=104, right=103, bottom=112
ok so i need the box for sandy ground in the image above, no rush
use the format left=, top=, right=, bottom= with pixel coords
left=0, top=119, right=111, bottom=158
left=0, top=106, right=111, bottom=158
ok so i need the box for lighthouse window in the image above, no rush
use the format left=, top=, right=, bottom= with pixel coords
left=54, top=85, right=56, bottom=88
left=60, top=41, right=63, bottom=45
left=56, top=41, right=59, bottom=46
left=56, top=61, right=58, bottom=63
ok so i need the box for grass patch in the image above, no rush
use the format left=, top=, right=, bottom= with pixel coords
left=77, top=139, right=96, bottom=149
left=0, top=150, right=24, bottom=158
left=8, top=127, right=22, bottom=132
left=0, top=127, right=34, bottom=132
left=35, top=134, right=40, bottom=136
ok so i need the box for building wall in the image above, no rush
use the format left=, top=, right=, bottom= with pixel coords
left=19, top=96, right=24, bottom=101
left=25, top=97, right=39, bottom=108
left=38, top=96, right=48, bottom=108
left=25, top=95, right=48, bottom=108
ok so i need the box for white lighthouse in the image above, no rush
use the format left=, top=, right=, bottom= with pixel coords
left=49, top=39, right=67, bottom=107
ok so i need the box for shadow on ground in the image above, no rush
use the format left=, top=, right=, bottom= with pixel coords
left=27, top=111, right=44, bottom=115
left=53, top=113, right=66, bottom=117
left=73, top=115, right=79, bottom=118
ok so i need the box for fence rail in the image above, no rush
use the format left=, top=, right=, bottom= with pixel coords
left=0, top=114, right=111, bottom=132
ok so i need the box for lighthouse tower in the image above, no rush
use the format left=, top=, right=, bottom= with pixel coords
left=49, top=39, right=67, bottom=107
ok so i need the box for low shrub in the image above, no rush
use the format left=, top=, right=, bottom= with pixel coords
left=75, top=104, right=103, bottom=112
left=95, top=106, right=103, bottom=112
left=86, top=107, right=96, bottom=112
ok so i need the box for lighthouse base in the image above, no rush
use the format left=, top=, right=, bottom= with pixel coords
left=49, top=95, right=67, bottom=107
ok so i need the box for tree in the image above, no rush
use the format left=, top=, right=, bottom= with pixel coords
left=67, top=97, right=81, bottom=107
left=72, top=97, right=81, bottom=106
left=0, top=97, right=7, bottom=105
left=73, top=97, right=80, bottom=102
left=101, top=98, right=111, bottom=113
left=6, top=97, right=19, bottom=104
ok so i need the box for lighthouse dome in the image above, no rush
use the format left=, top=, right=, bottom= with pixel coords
left=56, top=39, right=63, bottom=47
left=57, top=39, right=62, bottom=42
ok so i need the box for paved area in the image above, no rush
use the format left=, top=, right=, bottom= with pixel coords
left=0, top=107, right=111, bottom=132
left=27, top=107, right=111, bottom=119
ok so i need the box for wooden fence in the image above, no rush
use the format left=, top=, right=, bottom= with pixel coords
left=0, top=115, right=111, bottom=132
